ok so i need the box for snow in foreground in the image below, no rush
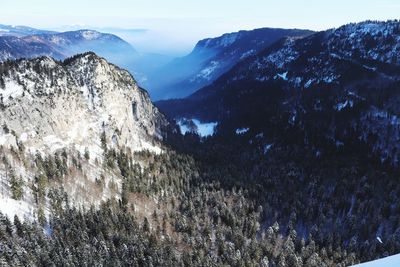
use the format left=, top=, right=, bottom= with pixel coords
left=352, top=254, right=400, bottom=267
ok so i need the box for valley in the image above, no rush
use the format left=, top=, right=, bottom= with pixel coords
left=1, top=18, right=400, bottom=267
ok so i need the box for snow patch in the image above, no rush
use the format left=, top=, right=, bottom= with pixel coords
left=81, top=30, right=101, bottom=40
left=276, top=71, right=288, bottom=81
left=43, top=135, right=68, bottom=152
left=136, top=140, right=162, bottom=155
left=255, top=133, right=264, bottom=138
left=240, top=49, right=255, bottom=59
left=19, top=132, right=28, bottom=142
left=219, top=33, right=238, bottom=47
left=0, top=133, right=17, bottom=148
left=0, top=195, right=34, bottom=221
left=304, top=79, right=314, bottom=88
left=335, top=100, right=354, bottom=111
left=236, top=128, right=249, bottom=135
left=195, top=61, right=220, bottom=81
left=178, top=118, right=218, bottom=137
left=263, top=144, right=273, bottom=154
left=1, top=80, right=25, bottom=103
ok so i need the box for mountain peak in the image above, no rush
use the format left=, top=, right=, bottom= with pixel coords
left=0, top=54, right=166, bottom=155
left=63, top=51, right=105, bottom=65
left=76, top=29, right=102, bottom=40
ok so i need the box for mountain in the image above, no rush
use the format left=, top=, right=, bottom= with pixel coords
left=0, top=27, right=175, bottom=91
left=3, top=21, right=400, bottom=267
left=0, top=29, right=137, bottom=63
left=148, top=28, right=313, bottom=100
left=151, top=20, right=400, bottom=265
left=0, top=35, right=65, bottom=61
left=0, top=24, right=56, bottom=37
left=0, top=52, right=167, bottom=220
left=158, top=20, right=400, bottom=163
left=0, top=28, right=154, bottom=82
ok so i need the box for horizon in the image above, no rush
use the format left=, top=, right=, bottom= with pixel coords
left=1, top=0, right=399, bottom=56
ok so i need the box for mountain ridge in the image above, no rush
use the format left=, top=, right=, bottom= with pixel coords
left=157, top=20, right=400, bottom=164
left=148, top=27, right=313, bottom=100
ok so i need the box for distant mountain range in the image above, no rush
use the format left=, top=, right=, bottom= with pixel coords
left=0, top=24, right=315, bottom=100
left=0, top=25, right=171, bottom=88
left=0, top=29, right=136, bottom=61
left=0, top=24, right=57, bottom=36
left=147, top=28, right=313, bottom=100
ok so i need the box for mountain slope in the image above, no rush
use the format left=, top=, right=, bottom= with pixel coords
left=0, top=29, right=137, bottom=62
left=0, top=52, right=167, bottom=221
left=3, top=22, right=400, bottom=267
left=0, top=27, right=175, bottom=92
left=0, top=29, right=147, bottom=81
left=0, top=35, right=65, bottom=61
left=148, top=28, right=313, bottom=100
left=157, top=20, right=400, bottom=163
left=0, top=24, right=56, bottom=37
left=0, top=52, right=164, bottom=151
left=153, top=20, right=400, bottom=265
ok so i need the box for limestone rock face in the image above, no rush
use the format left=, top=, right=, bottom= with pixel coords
left=0, top=52, right=167, bottom=156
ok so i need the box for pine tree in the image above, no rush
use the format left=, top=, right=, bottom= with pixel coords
left=84, top=147, right=90, bottom=160
left=101, top=131, right=107, bottom=150
left=10, top=172, right=23, bottom=200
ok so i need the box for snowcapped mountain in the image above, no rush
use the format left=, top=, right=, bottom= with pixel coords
left=157, top=20, right=400, bottom=164
left=0, top=52, right=167, bottom=221
left=148, top=28, right=313, bottom=100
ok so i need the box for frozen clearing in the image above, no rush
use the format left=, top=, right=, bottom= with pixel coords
left=178, top=118, right=218, bottom=137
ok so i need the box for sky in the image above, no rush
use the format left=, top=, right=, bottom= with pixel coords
left=0, top=0, right=399, bottom=55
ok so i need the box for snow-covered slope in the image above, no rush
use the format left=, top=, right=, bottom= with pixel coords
left=0, top=52, right=167, bottom=221
left=352, top=253, right=400, bottom=266
left=0, top=52, right=165, bottom=153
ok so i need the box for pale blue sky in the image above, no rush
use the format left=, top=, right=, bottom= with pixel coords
left=1, top=0, right=399, bottom=55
